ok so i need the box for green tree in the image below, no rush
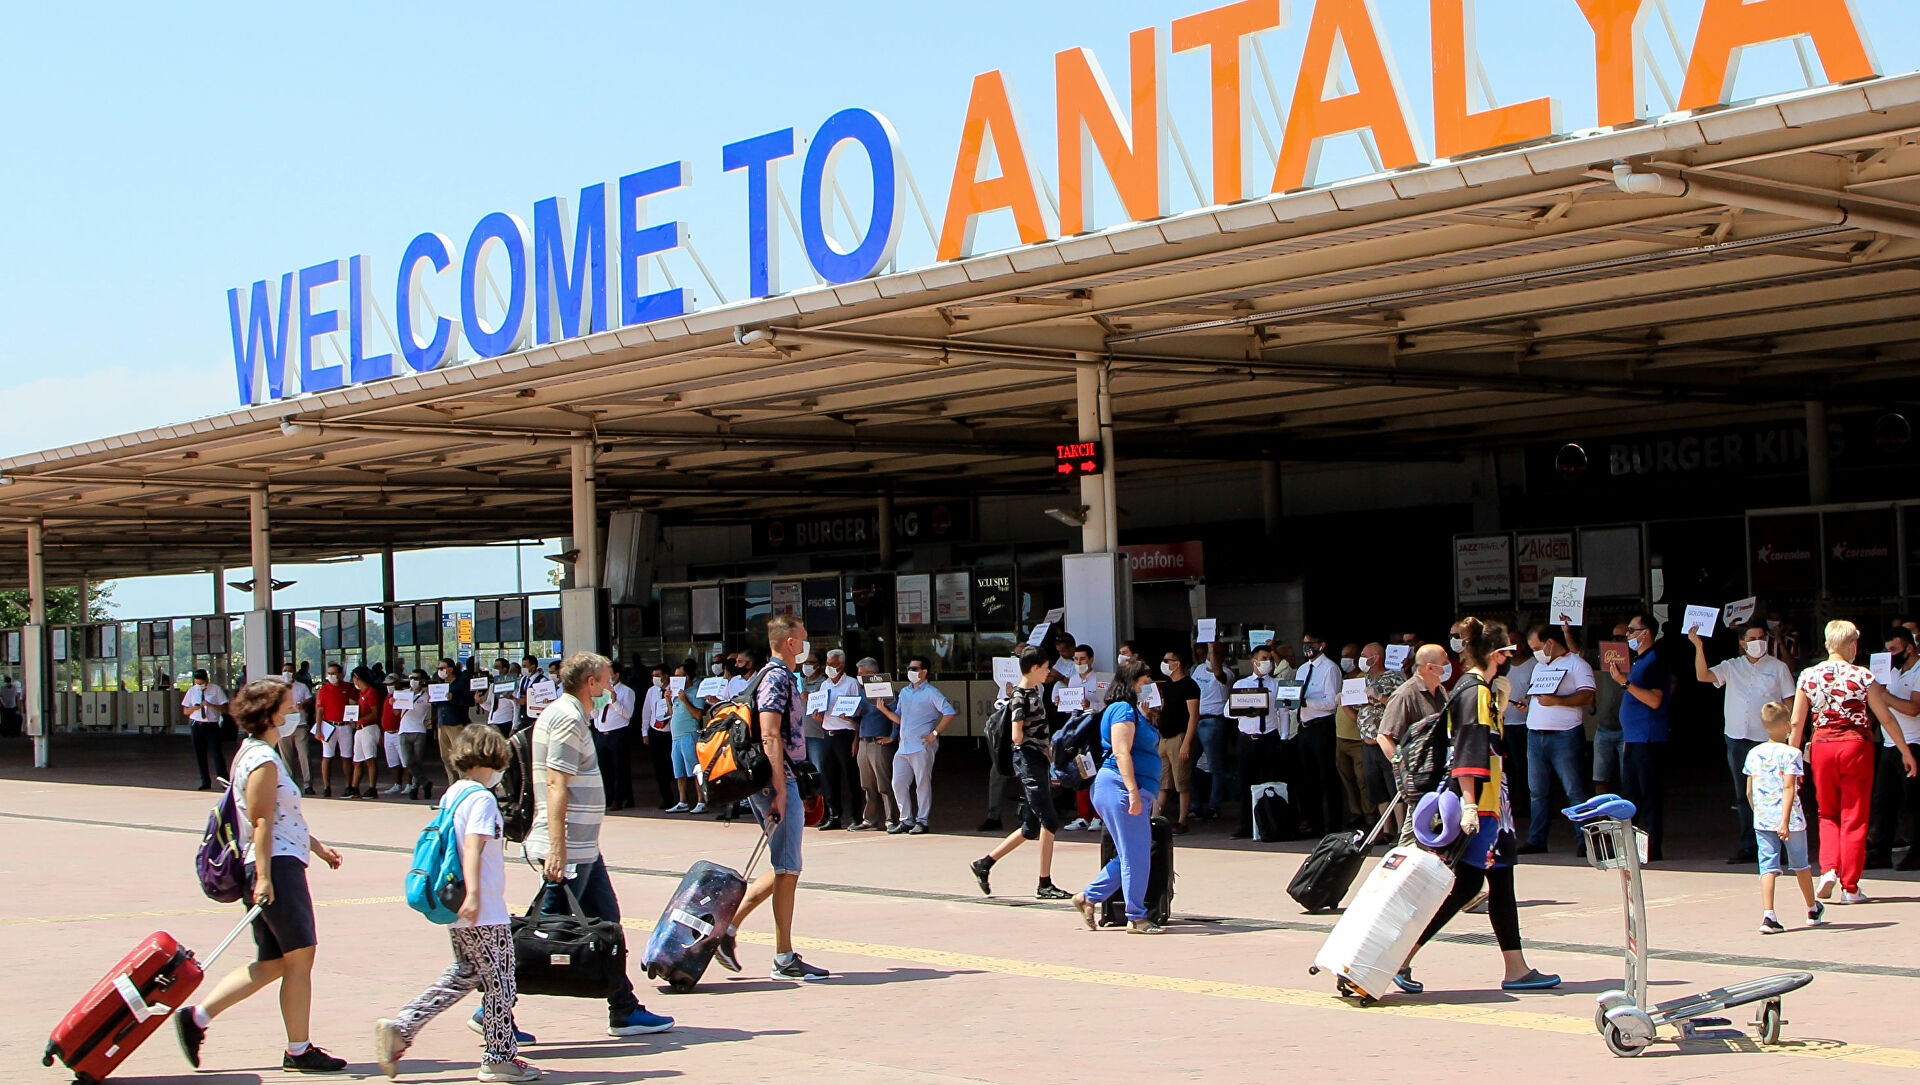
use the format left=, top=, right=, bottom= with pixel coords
left=0, top=582, right=114, bottom=627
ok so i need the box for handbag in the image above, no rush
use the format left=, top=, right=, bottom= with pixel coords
left=511, top=878, right=628, bottom=999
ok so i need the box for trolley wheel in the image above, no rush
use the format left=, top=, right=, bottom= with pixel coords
left=1336, top=978, right=1356, bottom=999
left=1594, top=1005, right=1610, bottom=1035
left=1358, top=995, right=1378, bottom=1008
left=1756, top=999, right=1783, bottom=1045
left=1604, top=1023, right=1650, bottom=1058
left=1307, top=965, right=1320, bottom=976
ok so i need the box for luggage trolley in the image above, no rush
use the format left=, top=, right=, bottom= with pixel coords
left=1563, top=795, right=1812, bottom=1057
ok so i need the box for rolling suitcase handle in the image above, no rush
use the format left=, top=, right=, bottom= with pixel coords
left=1358, top=793, right=1405, bottom=850
left=112, top=905, right=262, bottom=1024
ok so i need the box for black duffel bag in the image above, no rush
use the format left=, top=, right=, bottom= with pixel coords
left=512, top=879, right=628, bottom=999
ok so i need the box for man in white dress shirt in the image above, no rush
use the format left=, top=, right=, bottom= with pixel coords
left=1230, top=645, right=1296, bottom=840
left=594, top=663, right=638, bottom=811
left=181, top=668, right=230, bottom=791
left=1294, top=632, right=1344, bottom=837
left=1690, top=622, right=1794, bottom=864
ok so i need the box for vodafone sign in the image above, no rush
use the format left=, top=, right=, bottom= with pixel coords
left=1123, top=541, right=1206, bottom=582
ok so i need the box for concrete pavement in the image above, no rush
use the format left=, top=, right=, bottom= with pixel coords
left=7, top=741, right=1920, bottom=1081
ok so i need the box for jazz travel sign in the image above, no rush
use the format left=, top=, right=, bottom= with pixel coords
left=226, top=0, right=1887, bottom=406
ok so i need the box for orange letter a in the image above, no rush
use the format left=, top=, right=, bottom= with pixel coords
left=938, top=70, right=1050, bottom=262
left=1678, top=0, right=1878, bottom=111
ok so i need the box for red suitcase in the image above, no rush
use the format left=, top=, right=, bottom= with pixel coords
left=44, top=907, right=258, bottom=1084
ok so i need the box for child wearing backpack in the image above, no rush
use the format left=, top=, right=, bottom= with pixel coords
left=374, top=725, right=539, bottom=1082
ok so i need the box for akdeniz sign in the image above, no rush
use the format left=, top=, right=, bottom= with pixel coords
left=226, top=0, right=1887, bottom=405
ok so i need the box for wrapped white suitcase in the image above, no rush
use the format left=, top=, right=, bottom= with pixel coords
left=1310, top=846, right=1453, bottom=1003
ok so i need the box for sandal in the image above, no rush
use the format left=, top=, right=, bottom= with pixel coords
left=1501, top=969, right=1561, bottom=991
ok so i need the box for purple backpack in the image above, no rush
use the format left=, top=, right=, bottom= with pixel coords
left=196, top=781, right=248, bottom=902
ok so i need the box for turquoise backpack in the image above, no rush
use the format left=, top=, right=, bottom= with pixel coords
left=405, top=783, right=490, bottom=924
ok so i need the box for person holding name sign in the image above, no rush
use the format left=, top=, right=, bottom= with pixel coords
left=1517, top=626, right=1594, bottom=855
left=399, top=670, right=434, bottom=800
left=1690, top=622, right=1794, bottom=864
left=970, top=648, right=1073, bottom=900
left=668, top=662, right=707, bottom=814
left=813, top=649, right=862, bottom=831
left=1229, top=644, right=1293, bottom=840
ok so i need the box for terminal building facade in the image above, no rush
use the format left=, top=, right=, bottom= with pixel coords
left=5, top=2, right=1920, bottom=772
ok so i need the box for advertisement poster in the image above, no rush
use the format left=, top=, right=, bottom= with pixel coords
left=1454, top=536, right=1512, bottom=605
left=1514, top=532, right=1575, bottom=604
left=895, top=574, right=931, bottom=626
left=934, top=571, right=971, bottom=623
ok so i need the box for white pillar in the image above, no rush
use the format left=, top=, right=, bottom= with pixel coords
left=26, top=519, right=47, bottom=767
left=571, top=440, right=600, bottom=589
left=1806, top=401, right=1832, bottom=506
left=1099, top=365, right=1119, bottom=555
left=212, top=564, right=226, bottom=616
left=1075, top=367, right=1106, bottom=553
left=246, top=488, right=274, bottom=682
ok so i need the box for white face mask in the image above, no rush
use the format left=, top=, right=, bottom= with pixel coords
left=1448, top=636, right=1464, bottom=654
left=1254, top=660, right=1274, bottom=677
left=1533, top=649, right=1550, bottom=666
left=1440, top=664, right=1454, bottom=682
left=801, top=664, right=818, bottom=677
left=1116, top=653, right=1134, bottom=666
left=1159, top=661, right=1174, bottom=677
left=907, top=668, right=925, bottom=684
left=278, top=713, right=304, bottom=741
left=327, top=674, right=342, bottom=685
left=281, top=671, right=294, bottom=682
left=825, top=665, right=843, bottom=680
left=653, top=677, right=666, bottom=689
left=1744, top=640, right=1768, bottom=659
left=710, top=663, right=725, bottom=677
left=1339, top=658, right=1357, bottom=674
left=1076, top=661, right=1091, bottom=676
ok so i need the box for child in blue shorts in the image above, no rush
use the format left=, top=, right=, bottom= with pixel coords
left=1745, top=701, right=1824, bottom=934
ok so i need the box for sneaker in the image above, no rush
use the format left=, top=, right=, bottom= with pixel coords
left=1816, top=870, right=1839, bottom=899
left=1462, top=888, right=1491, bottom=915
left=385, top=784, right=407, bottom=796
left=1840, top=889, right=1870, bottom=905
left=1808, top=901, right=1827, bottom=924
left=420, top=782, right=433, bottom=800
left=323, top=787, right=333, bottom=798
left=174, top=1007, right=205, bottom=1068
left=1087, top=818, right=1104, bottom=832
left=1062, top=818, right=1088, bottom=832
left=363, top=788, right=379, bottom=801
left=477, top=1058, right=542, bottom=1083
left=1392, top=967, right=1424, bottom=994
left=970, top=857, right=994, bottom=895
left=887, top=821, right=909, bottom=834
left=820, top=819, right=844, bottom=831
left=688, top=803, right=707, bottom=815
left=373, top=1019, right=407, bottom=1078
left=1035, top=883, right=1072, bottom=900
left=303, top=785, right=316, bottom=797
left=1126, top=919, right=1165, bottom=935
left=343, top=787, right=360, bottom=800
left=847, top=821, right=876, bottom=832
left=713, top=931, right=741, bottom=973
left=283, top=1045, right=348, bottom=1072
left=665, top=802, right=690, bottom=813
left=608, top=1007, right=675, bottom=1036
left=908, top=823, right=928, bottom=835
left=468, top=1010, right=536, bottom=1044
left=1759, top=914, right=1786, bottom=934
left=1071, top=893, right=1097, bottom=930
left=771, top=954, right=831, bottom=981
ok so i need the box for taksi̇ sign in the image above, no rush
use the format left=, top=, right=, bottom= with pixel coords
left=226, top=0, right=1884, bottom=406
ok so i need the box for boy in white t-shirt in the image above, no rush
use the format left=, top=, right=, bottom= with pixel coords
left=375, top=725, right=539, bottom=1082
left=1745, top=701, right=1824, bottom=934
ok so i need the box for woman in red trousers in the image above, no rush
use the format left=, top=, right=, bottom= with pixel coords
left=1791, top=620, right=1916, bottom=904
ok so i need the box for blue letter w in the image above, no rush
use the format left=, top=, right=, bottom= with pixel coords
left=226, top=275, right=295, bottom=404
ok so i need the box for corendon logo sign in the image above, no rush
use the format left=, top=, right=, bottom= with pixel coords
left=226, top=0, right=1883, bottom=405
left=1757, top=543, right=1812, bottom=565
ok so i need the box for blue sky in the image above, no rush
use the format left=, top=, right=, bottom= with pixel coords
left=2, top=0, right=1912, bottom=617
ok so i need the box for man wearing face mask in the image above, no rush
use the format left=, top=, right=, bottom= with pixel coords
left=277, top=661, right=317, bottom=797
left=1295, top=632, right=1345, bottom=838
left=1518, top=625, right=1595, bottom=855
left=877, top=656, right=956, bottom=834
left=640, top=665, right=678, bottom=810
left=399, top=670, right=434, bottom=800
left=183, top=668, right=231, bottom=791
left=1592, top=622, right=1630, bottom=796
left=529, top=652, right=676, bottom=1033
left=593, top=662, right=636, bottom=811
left=434, top=659, right=472, bottom=790
left=1154, top=648, right=1202, bottom=834
left=1230, top=645, right=1294, bottom=839
left=1334, top=643, right=1370, bottom=831
left=799, top=652, right=830, bottom=808
left=1379, top=645, right=1452, bottom=845
left=1691, top=621, right=1794, bottom=864
left=1607, top=613, right=1673, bottom=862
left=1058, top=644, right=1104, bottom=833
left=516, top=656, right=541, bottom=731
left=484, top=659, right=518, bottom=735
left=1864, top=628, right=1920, bottom=870
left=1357, top=643, right=1403, bottom=825
left=313, top=662, right=350, bottom=798
left=1115, top=641, right=1140, bottom=669
left=812, top=649, right=861, bottom=831
left=723, top=653, right=755, bottom=701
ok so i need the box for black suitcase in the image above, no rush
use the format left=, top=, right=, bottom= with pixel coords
left=1098, top=815, right=1174, bottom=927
left=1286, top=797, right=1401, bottom=913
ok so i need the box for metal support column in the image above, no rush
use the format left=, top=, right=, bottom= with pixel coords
left=1063, top=365, right=1128, bottom=669
left=1806, top=401, right=1832, bottom=506
left=245, top=487, right=274, bottom=682
left=212, top=564, right=226, bottom=617
left=1099, top=365, right=1118, bottom=555
left=561, top=440, right=604, bottom=654
left=1075, top=367, right=1107, bottom=553
left=26, top=518, right=47, bottom=767
left=380, top=545, right=396, bottom=667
